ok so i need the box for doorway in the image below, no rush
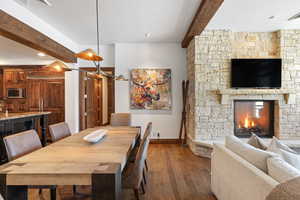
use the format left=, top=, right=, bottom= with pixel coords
left=79, top=67, right=115, bottom=130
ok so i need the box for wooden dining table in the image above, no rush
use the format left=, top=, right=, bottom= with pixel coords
left=0, top=126, right=141, bottom=200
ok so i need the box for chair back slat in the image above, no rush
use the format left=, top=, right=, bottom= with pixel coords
left=49, top=122, right=71, bottom=142
left=110, top=113, right=131, bottom=126
left=4, top=130, right=42, bottom=161
left=143, top=122, right=152, bottom=140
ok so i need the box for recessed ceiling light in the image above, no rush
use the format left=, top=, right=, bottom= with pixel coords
left=37, top=52, right=46, bottom=57
left=145, top=33, right=151, bottom=38
left=269, top=16, right=275, bottom=19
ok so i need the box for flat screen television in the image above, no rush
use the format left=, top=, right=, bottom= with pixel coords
left=231, top=59, right=282, bottom=88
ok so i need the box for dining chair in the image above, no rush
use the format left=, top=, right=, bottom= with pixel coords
left=127, top=122, right=152, bottom=186
left=143, top=122, right=152, bottom=172
left=129, top=122, right=152, bottom=167
left=122, top=131, right=150, bottom=200
left=49, top=122, right=71, bottom=142
left=110, top=113, right=131, bottom=126
left=49, top=122, right=79, bottom=195
left=4, top=129, right=42, bottom=161
left=3, top=130, right=56, bottom=200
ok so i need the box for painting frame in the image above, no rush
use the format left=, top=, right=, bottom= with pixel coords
left=130, top=68, right=172, bottom=110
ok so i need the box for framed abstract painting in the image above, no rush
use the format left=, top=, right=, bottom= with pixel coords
left=130, top=68, right=172, bottom=110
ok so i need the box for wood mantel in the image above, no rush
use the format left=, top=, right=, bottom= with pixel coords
left=217, top=89, right=297, bottom=105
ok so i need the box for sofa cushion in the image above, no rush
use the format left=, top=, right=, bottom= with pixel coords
left=279, top=149, right=300, bottom=171
left=248, top=133, right=268, bottom=150
left=267, top=157, right=300, bottom=183
left=268, top=137, right=297, bottom=154
left=225, top=136, right=276, bottom=173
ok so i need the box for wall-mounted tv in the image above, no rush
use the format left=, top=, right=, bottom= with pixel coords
left=231, top=59, right=282, bottom=88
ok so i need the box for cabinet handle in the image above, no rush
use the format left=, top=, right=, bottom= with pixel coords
left=39, top=99, right=41, bottom=112
left=41, top=98, right=44, bottom=112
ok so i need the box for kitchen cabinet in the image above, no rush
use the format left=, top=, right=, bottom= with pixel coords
left=27, top=79, right=65, bottom=125
left=3, top=69, right=27, bottom=88
left=2, top=69, right=28, bottom=112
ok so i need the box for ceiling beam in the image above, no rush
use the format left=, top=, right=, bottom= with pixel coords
left=0, top=10, right=77, bottom=63
left=181, top=0, right=224, bottom=48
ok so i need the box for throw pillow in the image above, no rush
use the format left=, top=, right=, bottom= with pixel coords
left=248, top=133, right=268, bottom=150
left=225, top=135, right=276, bottom=173
left=267, top=157, right=300, bottom=183
left=268, top=137, right=297, bottom=154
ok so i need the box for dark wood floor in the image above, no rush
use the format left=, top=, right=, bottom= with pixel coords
left=29, top=144, right=216, bottom=200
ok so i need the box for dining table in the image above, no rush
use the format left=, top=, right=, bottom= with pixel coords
left=0, top=126, right=141, bottom=200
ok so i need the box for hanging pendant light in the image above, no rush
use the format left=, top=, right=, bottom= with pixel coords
left=76, top=48, right=103, bottom=61
left=45, top=0, right=128, bottom=81
left=46, top=61, right=71, bottom=72
left=115, top=75, right=128, bottom=81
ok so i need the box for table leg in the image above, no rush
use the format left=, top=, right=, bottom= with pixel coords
left=0, top=174, right=28, bottom=200
left=40, top=115, right=48, bottom=146
left=92, top=163, right=122, bottom=200
left=50, top=186, right=56, bottom=200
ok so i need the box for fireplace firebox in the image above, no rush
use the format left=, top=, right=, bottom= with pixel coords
left=234, top=100, right=275, bottom=138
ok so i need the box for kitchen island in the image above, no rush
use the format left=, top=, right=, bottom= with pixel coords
left=0, top=112, right=50, bottom=164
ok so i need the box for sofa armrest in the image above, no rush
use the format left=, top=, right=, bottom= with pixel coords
left=211, top=143, right=278, bottom=200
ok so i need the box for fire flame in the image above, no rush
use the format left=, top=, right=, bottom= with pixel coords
left=242, top=114, right=255, bottom=129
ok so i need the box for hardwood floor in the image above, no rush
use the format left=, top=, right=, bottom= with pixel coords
left=28, top=144, right=216, bottom=200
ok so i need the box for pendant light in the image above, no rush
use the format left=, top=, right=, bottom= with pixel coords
left=76, top=48, right=103, bottom=61
left=46, top=61, right=71, bottom=72
left=46, top=0, right=128, bottom=81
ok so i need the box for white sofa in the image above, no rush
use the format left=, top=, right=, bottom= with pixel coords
left=211, top=144, right=279, bottom=200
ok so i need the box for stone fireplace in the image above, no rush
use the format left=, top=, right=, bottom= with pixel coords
left=186, top=30, right=300, bottom=157
left=234, top=100, right=275, bottom=138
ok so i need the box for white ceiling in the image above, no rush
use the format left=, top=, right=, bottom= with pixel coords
left=17, top=0, right=202, bottom=45
left=0, top=36, right=54, bottom=64
left=10, top=0, right=300, bottom=50
left=207, top=0, right=300, bottom=32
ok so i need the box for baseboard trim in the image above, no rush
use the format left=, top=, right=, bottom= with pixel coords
left=150, top=139, right=181, bottom=144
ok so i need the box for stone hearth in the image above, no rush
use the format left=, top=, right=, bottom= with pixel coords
left=186, top=30, right=300, bottom=157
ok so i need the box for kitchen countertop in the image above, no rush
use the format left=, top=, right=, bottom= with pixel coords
left=0, top=112, right=51, bottom=121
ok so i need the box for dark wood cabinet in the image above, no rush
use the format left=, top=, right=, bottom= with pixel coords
left=27, top=79, right=65, bottom=125
left=3, top=69, right=28, bottom=112
left=3, top=69, right=27, bottom=88
left=42, top=80, right=65, bottom=124
left=0, top=66, right=65, bottom=127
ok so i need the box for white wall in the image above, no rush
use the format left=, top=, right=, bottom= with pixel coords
left=115, top=43, right=187, bottom=139
left=1, top=0, right=80, bottom=133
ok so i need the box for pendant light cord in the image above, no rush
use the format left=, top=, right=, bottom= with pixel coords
left=96, top=0, right=100, bottom=72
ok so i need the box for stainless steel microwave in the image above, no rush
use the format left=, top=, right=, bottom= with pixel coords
left=7, top=88, right=26, bottom=98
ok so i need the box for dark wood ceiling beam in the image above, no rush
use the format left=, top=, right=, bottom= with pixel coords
left=0, top=10, right=77, bottom=63
left=181, top=0, right=224, bottom=48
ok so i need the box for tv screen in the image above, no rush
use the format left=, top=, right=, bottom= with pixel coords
left=231, top=59, right=282, bottom=88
